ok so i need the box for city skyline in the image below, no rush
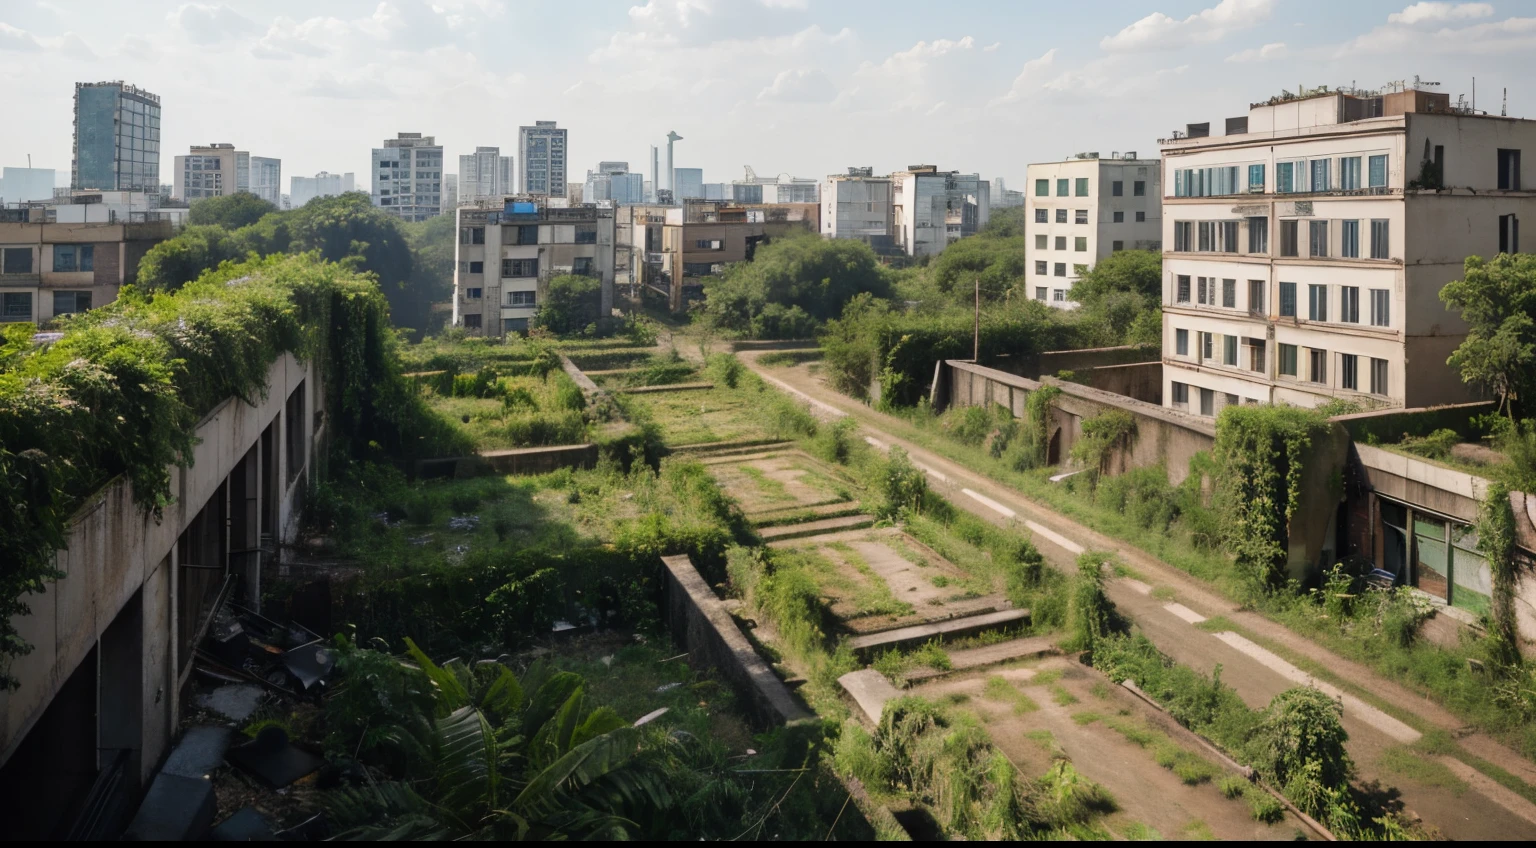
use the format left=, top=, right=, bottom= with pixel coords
left=4, top=0, right=1535, bottom=193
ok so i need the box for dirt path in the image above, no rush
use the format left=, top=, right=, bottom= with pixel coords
left=740, top=351, right=1536, bottom=840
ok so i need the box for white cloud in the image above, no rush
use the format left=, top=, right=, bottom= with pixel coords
left=983, top=41, right=1000, bottom=52
left=991, top=48, right=1057, bottom=105
left=168, top=3, right=258, bottom=44
left=1335, top=8, right=1536, bottom=55
left=757, top=68, right=836, bottom=103
left=1100, top=0, right=1273, bottom=52
left=0, top=23, right=43, bottom=51
left=1387, top=2, right=1493, bottom=26
left=1226, top=41, right=1286, bottom=62
left=760, top=0, right=808, bottom=8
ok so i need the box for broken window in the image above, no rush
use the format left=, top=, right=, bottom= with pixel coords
left=1498, top=149, right=1522, bottom=190
left=1500, top=214, right=1520, bottom=253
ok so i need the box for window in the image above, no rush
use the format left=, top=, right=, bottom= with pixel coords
left=468, top=261, right=483, bottom=274
left=463, top=313, right=482, bottom=330
left=1036, top=286, right=1047, bottom=301
left=1247, top=338, right=1266, bottom=373
left=1277, top=162, right=1295, bottom=194
left=1172, top=382, right=1188, bottom=406
left=1035, top=179, right=1049, bottom=196
left=1340, top=157, right=1362, bottom=191
left=1053, top=289, right=1066, bottom=302
left=1498, top=149, right=1522, bottom=190
left=1054, top=263, right=1066, bottom=277
left=1248, top=217, right=1268, bottom=254
left=460, top=226, right=485, bottom=244
left=1136, top=210, right=1146, bottom=222
left=1370, top=289, right=1390, bottom=327
left=1223, top=334, right=1238, bottom=366
left=1500, top=214, right=1520, bottom=253
left=52, top=291, right=90, bottom=315
left=510, top=225, right=539, bottom=245
left=1334, top=288, right=1358, bottom=326
left=694, top=239, right=723, bottom=249
left=1057, top=178, right=1069, bottom=196
left=1075, top=177, right=1089, bottom=196
left=1198, top=221, right=1215, bottom=251
left=1069, top=265, right=1086, bottom=278
left=1133, top=180, right=1146, bottom=196
left=1054, top=236, right=1067, bottom=250
left=1200, top=388, right=1214, bottom=416
left=1201, top=331, right=1214, bottom=361
left=1112, top=240, right=1124, bottom=251
left=1248, top=164, right=1265, bottom=191
left=1310, top=158, right=1330, bottom=192
left=0, top=292, right=30, bottom=321
left=1, top=247, right=32, bottom=275
left=573, top=257, right=595, bottom=276
left=575, top=225, right=598, bottom=245
left=1370, top=219, right=1389, bottom=259
left=1220, top=220, right=1238, bottom=252
left=1035, top=260, right=1048, bottom=275
left=1197, top=276, right=1210, bottom=305
left=1308, top=284, right=1328, bottom=321
left=1340, top=220, right=1360, bottom=258
left=508, top=290, right=537, bottom=306
left=464, top=287, right=483, bottom=299
left=1176, top=275, right=1191, bottom=303
left=285, top=382, right=306, bottom=482
left=1308, top=220, right=1329, bottom=257
left=1280, top=281, right=1297, bottom=317
left=1279, top=343, right=1298, bottom=377
left=1035, top=234, right=1048, bottom=250
left=1034, top=208, right=1047, bottom=224
left=1055, top=208, right=1068, bottom=224
left=52, top=244, right=93, bottom=272
left=1174, top=221, right=1193, bottom=252
left=1280, top=220, right=1299, bottom=256
left=1074, top=237, right=1087, bottom=252
left=1340, top=353, right=1359, bottom=390
left=1112, top=211, right=1124, bottom=223
left=1309, top=348, right=1327, bottom=383
left=1112, top=181, right=1123, bottom=196
left=1075, top=209, right=1088, bottom=224
left=502, top=258, right=538, bottom=277
left=1370, top=358, right=1389, bottom=395
left=1176, top=328, right=1189, bottom=355
left=1248, top=279, right=1265, bottom=314
left=1368, top=154, right=1388, bottom=189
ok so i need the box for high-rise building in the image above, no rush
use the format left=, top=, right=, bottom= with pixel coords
left=72, top=81, right=161, bottom=192
left=820, top=167, right=896, bottom=254
left=1025, top=152, right=1160, bottom=308
left=1160, top=86, right=1514, bottom=414
left=289, top=171, right=355, bottom=208
left=673, top=168, right=704, bottom=200
left=891, top=166, right=991, bottom=257
left=518, top=121, right=567, bottom=196
left=372, top=133, right=445, bottom=222
left=584, top=162, right=645, bottom=205
left=172, top=144, right=248, bottom=201
left=249, top=156, right=282, bottom=206
left=458, top=147, right=513, bottom=203
left=442, top=174, right=458, bottom=214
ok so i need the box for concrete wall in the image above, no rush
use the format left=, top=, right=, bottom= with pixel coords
left=0, top=353, right=318, bottom=791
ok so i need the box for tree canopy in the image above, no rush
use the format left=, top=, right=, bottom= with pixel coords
left=699, top=233, right=892, bottom=338
left=187, top=191, right=277, bottom=230
left=1068, top=249, right=1161, bottom=303
left=535, top=275, right=603, bottom=335
left=1440, top=252, right=1536, bottom=416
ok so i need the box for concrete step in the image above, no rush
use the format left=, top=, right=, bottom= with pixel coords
left=767, top=525, right=900, bottom=549
left=699, top=450, right=798, bottom=467
left=839, top=668, right=902, bottom=724
left=757, top=514, right=876, bottom=542
left=903, top=635, right=1059, bottom=683
left=848, top=608, right=1031, bottom=659
left=751, top=500, right=864, bottom=528
left=614, top=382, right=714, bottom=394
left=672, top=438, right=793, bottom=457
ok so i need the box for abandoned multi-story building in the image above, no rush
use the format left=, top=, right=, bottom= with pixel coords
left=0, top=213, right=172, bottom=323
left=1025, top=152, right=1162, bottom=308
left=1160, top=85, right=1530, bottom=415
left=452, top=197, right=616, bottom=336
left=820, top=167, right=897, bottom=255
left=891, top=166, right=990, bottom=257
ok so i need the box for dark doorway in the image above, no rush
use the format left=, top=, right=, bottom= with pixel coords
left=0, top=646, right=100, bottom=839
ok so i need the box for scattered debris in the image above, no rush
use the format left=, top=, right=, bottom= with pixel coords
left=224, top=726, right=324, bottom=790
left=634, top=707, right=669, bottom=726
left=162, top=726, right=235, bottom=779
left=195, top=602, right=335, bottom=698
left=655, top=682, right=682, bottom=693
left=196, top=684, right=265, bottom=723
left=408, top=534, right=434, bottom=546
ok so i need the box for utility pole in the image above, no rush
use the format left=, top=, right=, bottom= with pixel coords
left=973, top=275, right=980, bottom=362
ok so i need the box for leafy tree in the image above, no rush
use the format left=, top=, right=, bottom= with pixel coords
left=1253, top=688, right=1352, bottom=817
left=929, top=235, right=1027, bottom=300
left=135, top=225, right=252, bottom=290
left=402, top=212, right=457, bottom=335
left=1439, top=252, right=1536, bottom=416
left=980, top=205, right=1027, bottom=238
left=1068, top=249, right=1161, bottom=303
left=187, top=191, right=277, bottom=229
left=535, top=275, right=603, bottom=335
left=284, top=193, right=413, bottom=289
left=700, top=233, right=892, bottom=338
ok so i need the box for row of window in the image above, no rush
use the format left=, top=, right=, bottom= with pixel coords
left=1172, top=217, right=1390, bottom=260
left=1174, top=275, right=1391, bottom=326
left=1170, top=350, right=1388, bottom=411
left=459, top=225, right=598, bottom=245
left=1035, top=261, right=1088, bottom=277
left=1034, top=287, right=1069, bottom=302
left=1032, top=208, right=1148, bottom=225
left=1173, top=332, right=1389, bottom=393
left=0, top=245, right=97, bottom=274
left=1035, top=235, right=1090, bottom=252
left=0, top=290, right=92, bottom=321
left=1172, top=154, right=1390, bottom=198
left=1032, top=178, right=1148, bottom=197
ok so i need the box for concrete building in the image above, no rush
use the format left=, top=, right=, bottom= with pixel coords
left=1, top=168, right=58, bottom=204
left=518, top=121, right=568, bottom=196
left=458, top=147, right=513, bottom=203
left=288, top=171, right=355, bottom=208
left=1026, top=153, right=1161, bottom=308
left=619, top=199, right=819, bottom=311
left=72, top=81, right=160, bottom=193
left=584, top=162, right=644, bottom=205
left=993, top=177, right=1025, bottom=209
left=674, top=167, right=704, bottom=200
left=441, top=174, right=458, bottom=214
left=0, top=349, right=321, bottom=839
left=0, top=216, right=172, bottom=323
left=891, top=166, right=991, bottom=257
left=760, top=180, right=820, bottom=204
left=452, top=196, right=615, bottom=336
left=1160, top=85, right=1524, bottom=416
left=371, top=133, right=445, bottom=222
left=249, top=156, right=281, bottom=206
left=172, top=144, right=279, bottom=203
left=820, top=167, right=896, bottom=254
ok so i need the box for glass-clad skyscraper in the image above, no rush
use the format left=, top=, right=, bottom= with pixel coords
left=72, top=81, right=161, bottom=192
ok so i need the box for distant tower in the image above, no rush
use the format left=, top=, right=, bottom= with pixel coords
left=665, top=131, right=682, bottom=194
left=649, top=145, right=659, bottom=202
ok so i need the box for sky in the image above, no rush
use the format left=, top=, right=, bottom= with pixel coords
left=4, top=0, right=1536, bottom=194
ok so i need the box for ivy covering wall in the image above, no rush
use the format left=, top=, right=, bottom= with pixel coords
left=0, top=253, right=457, bottom=688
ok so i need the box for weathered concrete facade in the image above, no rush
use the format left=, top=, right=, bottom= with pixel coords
left=0, top=219, right=172, bottom=323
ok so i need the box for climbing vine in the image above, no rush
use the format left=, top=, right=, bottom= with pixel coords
left=1480, top=480, right=1522, bottom=668
left=1069, top=409, right=1136, bottom=483
left=1210, top=405, right=1333, bottom=595
left=0, top=253, right=457, bottom=689
left=1023, top=385, right=1062, bottom=469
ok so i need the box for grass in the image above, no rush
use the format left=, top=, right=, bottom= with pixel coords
left=1116, top=821, right=1163, bottom=840
left=1150, top=586, right=1177, bottom=601
left=983, top=675, right=1041, bottom=714
left=1072, top=711, right=1104, bottom=725
left=1378, top=746, right=1469, bottom=795
left=1180, top=819, right=1217, bottom=841
left=737, top=465, right=794, bottom=504
left=872, top=639, right=951, bottom=683
left=1050, top=684, right=1079, bottom=706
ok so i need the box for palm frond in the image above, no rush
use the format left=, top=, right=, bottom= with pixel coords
left=403, top=636, right=469, bottom=715
left=479, top=664, right=525, bottom=723
left=522, top=671, right=584, bottom=734
left=433, top=705, right=500, bottom=828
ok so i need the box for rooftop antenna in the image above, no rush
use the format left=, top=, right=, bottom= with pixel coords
left=1503, top=87, right=1508, bottom=117
left=1473, top=77, right=1476, bottom=112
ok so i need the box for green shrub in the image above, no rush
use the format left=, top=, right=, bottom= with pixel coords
left=1399, top=428, right=1460, bottom=460
left=876, top=447, right=927, bottom=520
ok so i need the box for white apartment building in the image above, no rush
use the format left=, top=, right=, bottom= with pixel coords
left=458, top=146, right=513, bottom=203
left=820, top=167, right=896, bottom=254
left=289, top=171, right=355, bottom=208
left=1160, top=86, right=1527, bottom=416
left=518, top=121, right=567, bottom=196
left=891, top=166, right=990, bottom=257
left=452, top=197, right=615, bottom=337
left=172, top=144, right=249, bottom=201
left=1025, top=153, right=1161, bottom=308
left=371, top=133, right=445, bottom=222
